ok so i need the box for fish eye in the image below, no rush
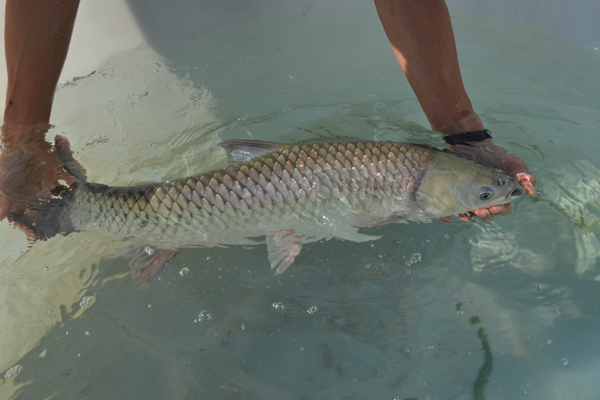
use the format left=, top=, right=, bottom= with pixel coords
left=477, top=186, right=495, bottom=201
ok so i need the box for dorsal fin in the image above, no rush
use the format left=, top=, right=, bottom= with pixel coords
left=219, top=139, right=289, bottom=163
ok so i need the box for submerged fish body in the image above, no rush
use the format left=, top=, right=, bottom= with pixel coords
left=57, top=139, right=521, bottom=287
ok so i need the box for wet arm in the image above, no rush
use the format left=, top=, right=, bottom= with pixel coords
left=0, top=0, right=80, bottom=230
left=373, top=0, right=482, bottom=134
left=374, top=0, right=536, bottom=221
left=3, top=0, right=80, bottom=137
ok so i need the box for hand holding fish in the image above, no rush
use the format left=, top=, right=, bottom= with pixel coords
left=374, top=0, right=537, bottom=222
left=0, top=124, right=76, bottom=240
left=447, top=138, right=537, bottom=222
left=1, top=0, right=79, bottom=238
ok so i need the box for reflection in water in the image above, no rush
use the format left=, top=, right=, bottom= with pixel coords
left=0, top=44, right=223, bottom=398
left=470, top=158, right=600, bottom=278
left=544, top=159, right=600, bottom=275
left=1, top=7, right=600, bottom=400
left=52, top=46, right=224, bottom=185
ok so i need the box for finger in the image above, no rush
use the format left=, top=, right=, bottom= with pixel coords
left=516, top=173, right=537, bottom=197
left=488, top=203, right=512, bottom=216
left=521, top=179, right=537, bottom=197
left=516, top=172, right=536, bottom=187
left=474, top=208, right=495, bottom=223
left=499, top=203, right=512, bottom=216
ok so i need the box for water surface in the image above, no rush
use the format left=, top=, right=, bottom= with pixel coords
left=1, top=5, right=599, bottom=400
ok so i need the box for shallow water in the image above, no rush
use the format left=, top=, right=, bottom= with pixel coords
left=1, top=4, right=600, bottom=400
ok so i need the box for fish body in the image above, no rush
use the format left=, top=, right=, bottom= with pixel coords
left=56, top=139, right=522, bottom=287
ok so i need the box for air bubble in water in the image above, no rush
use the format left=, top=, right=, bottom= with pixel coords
left=143, top=246, right=155, bottom=256
left=4, top=365, right=23, bottom=380
left=373, top=101, right=387, bottom=110
left=179, top=267, right=189, bottom=276
left=405, top=253, right=422, bottom=266
left=561, top=358, right=569, bottom=366
left=198, top=310, right=212, bottom=321
left=272, top=302, right=286, bottom=311
left=79, top=295, right=96, bottom=310
left=307, top=305, right=318, bottom=314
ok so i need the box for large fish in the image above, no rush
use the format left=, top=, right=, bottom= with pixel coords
left=31, top=137, right=522, bottom=288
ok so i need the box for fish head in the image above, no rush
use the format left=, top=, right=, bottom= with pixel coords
left=414, top=152, right=522, bottom=217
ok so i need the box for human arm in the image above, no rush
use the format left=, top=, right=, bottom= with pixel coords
left=0, top=0, right=80, bottom=232
left=373, top=0, right=536, bottom=221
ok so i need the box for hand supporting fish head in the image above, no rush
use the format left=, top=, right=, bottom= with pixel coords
left=414, top=152, right=522, bottom=218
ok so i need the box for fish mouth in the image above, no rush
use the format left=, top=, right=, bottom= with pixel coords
left=505, top=185, right=522, bottom=201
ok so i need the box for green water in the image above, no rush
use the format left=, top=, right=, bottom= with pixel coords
left=1, top=4, right=599, bottom=399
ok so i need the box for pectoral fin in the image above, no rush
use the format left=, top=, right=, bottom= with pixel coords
left=128, top=245, right=181, bottom=290
left=266, top=230, right=303, bottom=275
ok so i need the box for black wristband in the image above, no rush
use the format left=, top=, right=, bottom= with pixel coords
left=443, top=129, right=492, bottom=146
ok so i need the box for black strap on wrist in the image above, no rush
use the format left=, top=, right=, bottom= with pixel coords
left=443, top=129, right=492, bottom=146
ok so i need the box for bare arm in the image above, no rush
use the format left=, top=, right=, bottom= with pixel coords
left=374, top=0, right=482, bottom=134
left=374, top=0, right=536, bottom=221
left=4, top=0, right=80, bottom=132
left=0, top=0, right=80, bottom=234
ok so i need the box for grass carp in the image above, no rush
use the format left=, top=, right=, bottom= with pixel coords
left=34, top=137, right=522, bottom=288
